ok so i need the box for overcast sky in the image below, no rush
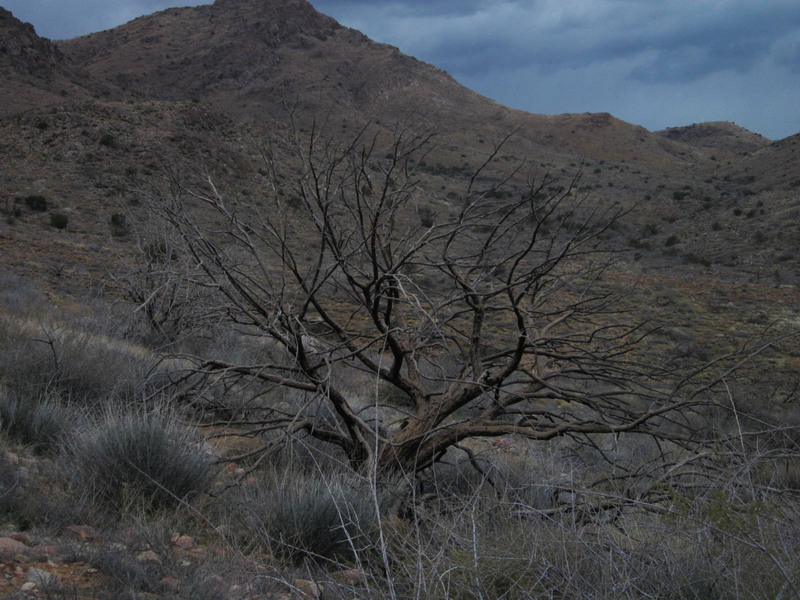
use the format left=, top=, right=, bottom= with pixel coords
left=4, top=0, right=799, bottom=140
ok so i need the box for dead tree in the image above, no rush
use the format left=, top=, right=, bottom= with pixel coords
left=144, top=124, right=749, bottom=479
left=107, top=215, right=222, bottom=347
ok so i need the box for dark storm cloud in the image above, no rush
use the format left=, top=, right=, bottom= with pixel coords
left=314, top=0, right=800, bottom=137
left=314, top=0, right=800, bottom=82
left=2, top=0, right=799, bottom=137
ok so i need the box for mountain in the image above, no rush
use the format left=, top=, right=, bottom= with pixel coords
left=0, top=0, right=798, bottom=300
left=58, top=0, right=473, bottom=120
left=0, top=7, right=115, bottom=114
left=657, top=121, right=772, bottom=158
left=57, top=0, right=711, bottom=171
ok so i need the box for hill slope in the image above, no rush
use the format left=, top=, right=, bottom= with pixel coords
left=0, top=7, right=115, bottom=114
left=57, top=0, right=714, bottom=171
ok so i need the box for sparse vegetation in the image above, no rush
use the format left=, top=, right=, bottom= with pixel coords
left=0, top=4, right=798, bottom=597
left=49, top=212, right=69, bottom=229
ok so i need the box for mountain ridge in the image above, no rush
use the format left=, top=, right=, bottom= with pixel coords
left=0, top=0, right=797, bottom=296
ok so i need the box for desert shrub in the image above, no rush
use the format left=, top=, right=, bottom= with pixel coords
left=642, top=223, right=659, bottom=236
left=0, top=390, right=73, bottom=453
left=99, top=132, right=117, bottom=148
left=665, top=234, right=680, bottom=247
left=49, top=212, right=69, bottom=229
left=23, top=194, right=48, bottom=211
left=65, top=542, right=164, bottom=596
left=238, top=468, right=391, bottom=562
left=66, top=411, right=214, bottom=512
left=418, top=204, right=436, bottom=227
left=109, top=212, right=128, bottom=237
left=0, top=452, right=20, bottom=516
left=0, top=316, right=163, bottom=405
left=684, top=252, right=712, bottom=267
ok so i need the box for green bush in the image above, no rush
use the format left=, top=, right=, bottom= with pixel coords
left=109, top=212, right=128, bottom=237
left=67, top=411, right=213, bottom=512
left=99, top=133, right=117, bottom=148
left=49, top=212, right=68, bottom=229
left=24, top=195, right=47, bottom=212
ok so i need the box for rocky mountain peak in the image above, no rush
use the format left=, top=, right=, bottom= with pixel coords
left=210, top=0, right=341, bottom=35
left=0, top=7, right=64, bottom=76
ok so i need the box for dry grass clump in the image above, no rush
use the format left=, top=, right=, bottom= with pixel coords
left=0, top=314, right=163, bottom=406
left=0, top=451, right=21, bottom=517
left=65, top=410, right=214, bottom=514
left=231, top=465, right=393, bottom=564
left=0, top=389, right=74, bottom=454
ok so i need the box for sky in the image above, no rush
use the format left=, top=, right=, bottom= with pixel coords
left=3, top=0, right=799, bottom=140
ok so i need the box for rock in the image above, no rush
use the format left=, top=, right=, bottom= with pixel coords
left=293, top=579, right=323, bottom=599
left=8, top=533, right=29, bottom=545
left=25, top=567, right=57, bottom=587
left=330, top=568, right=364, bottom=585
left=136, top=550, right=162, bottom=565
left=161, top=575, right=182, bottom=590
left=64, top=525, right=100, bottom=542
left=32, top=544, right=58, bottom=559
left=171, top=534, right=195, bottom=550
left=0, top=537, right=29, bottom=560
left=20, top=581, right=38, bottom=592
left=120, top=527, right=138, bottom=544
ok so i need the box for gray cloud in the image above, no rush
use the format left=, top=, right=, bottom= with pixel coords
left=315, top=0, right=800, bottom=137
left=2, top=0, right=799, bottom=138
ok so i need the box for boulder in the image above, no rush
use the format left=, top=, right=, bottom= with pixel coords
left=0, top=537, right=28, bottom=559
left=25, top=567, right=58, bottom=587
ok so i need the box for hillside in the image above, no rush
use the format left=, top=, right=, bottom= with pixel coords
left=0, top=7, right=116, bottom=114
left=0, top=0, right=796, bottom=312
left=657, top=121, right=772, bottom=157
left=57, top=0, right=715, bottom=172
left=1, top=2, right=800, bottom=599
